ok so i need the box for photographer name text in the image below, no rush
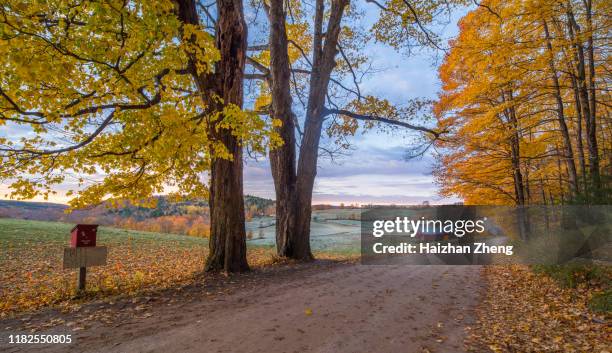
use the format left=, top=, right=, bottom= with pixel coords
left=372, top=242, right=513, bottom=256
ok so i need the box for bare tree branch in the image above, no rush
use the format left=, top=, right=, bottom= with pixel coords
left=473, top=0, right=502, bottom=20
left=337, top=44, right=362, bottom=101
left=323, top=107, right=445, bottom=137
left=2, top=110, right=116, bottom=156
left=400, top=0, right=446, bottom=51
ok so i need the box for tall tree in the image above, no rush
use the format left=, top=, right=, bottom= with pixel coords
left=542, top=18, right=578, bottom=196
left=176, top=0, right=251, bottom=272
left=433, top=0, right=611, bottom=205
left=0, top=0, right=277, bottom=272
left=253, top=0, right=453, bottom=260
left=267, top=0, right=299, bottom=256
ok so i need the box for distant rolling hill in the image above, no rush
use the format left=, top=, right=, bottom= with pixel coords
left=0, top=199, right=69, bottom=221
left=0, top=195, right=275, bottom=227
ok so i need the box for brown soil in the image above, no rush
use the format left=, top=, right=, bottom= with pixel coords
left=1, top=261, right=484, bottom=353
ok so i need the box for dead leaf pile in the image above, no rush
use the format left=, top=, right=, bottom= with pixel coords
left=466, top=265, right=610, bottom=352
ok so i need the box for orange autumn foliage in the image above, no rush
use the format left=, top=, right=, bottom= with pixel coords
left=434, top=0, right=611, bottom=205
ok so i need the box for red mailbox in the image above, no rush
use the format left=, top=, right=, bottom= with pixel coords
left=70, top=224, right=98, bottom=247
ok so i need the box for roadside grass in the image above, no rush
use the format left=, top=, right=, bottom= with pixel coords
left=0, top=218, right=351, bottom=318
left=533, top=264, right=611, bottom=313
left=589, top=290, right=612, bottom=313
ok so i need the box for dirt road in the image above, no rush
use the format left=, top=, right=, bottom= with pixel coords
left=2, top=262, right=484, bottom=353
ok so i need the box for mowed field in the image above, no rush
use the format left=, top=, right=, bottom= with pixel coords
left=0, top=218, right=279, bottom=318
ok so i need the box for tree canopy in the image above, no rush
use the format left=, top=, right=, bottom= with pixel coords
left=0, top=0, right=277, bottom=208
left=434, top=0, right=611, bottom=205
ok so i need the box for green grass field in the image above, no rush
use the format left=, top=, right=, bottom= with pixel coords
left=0, top=217, right=210, bottom=252
left=0, top=218, right=278, bottom=317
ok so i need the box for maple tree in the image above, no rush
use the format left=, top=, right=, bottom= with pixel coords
left=434, top=0, right=611, bottom=205
left=0, top=0, right=279, bottom=272
left=246, top=0, right=457, bottom=259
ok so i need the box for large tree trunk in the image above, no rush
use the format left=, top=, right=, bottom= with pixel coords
left=206, top=0, right=249, bottom=272
left=584, top=0, right=601, bottom=190
left=177, top=0, right=249, bottom=272
left=567, top=7, right=600, bottom=193
left=267, top=0, right=347, bottom=261
left=268, top=0, right=298, bottom=257
left=291, top=0, right=327, bottom=261
left=501, top=90, right=526, bottom=205
left=570, top=71, right=588, bottom=193
left=292, top=0, right=348, bottom=261
left=206, top=145, right=249, bottom=272
left=509, top=125, right=525, bottom=206
left=562, top=13, right=588, bottom=194
left=542, top=19, right=578, bottom=196
left=556, top=145, right=565, bottom=204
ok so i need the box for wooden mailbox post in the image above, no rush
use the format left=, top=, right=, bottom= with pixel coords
left=64, top=224, right=107, bottom=292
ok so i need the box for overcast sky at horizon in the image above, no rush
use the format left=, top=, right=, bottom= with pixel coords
left=0, top=4, right=469, bottom=206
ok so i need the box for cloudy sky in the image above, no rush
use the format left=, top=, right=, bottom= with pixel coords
left=242, top=5, right=467, bottom=205
left=0, top=4, right=468, bottom=205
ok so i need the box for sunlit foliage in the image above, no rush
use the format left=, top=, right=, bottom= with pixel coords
left=0, top=0, right=278, bottom=208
